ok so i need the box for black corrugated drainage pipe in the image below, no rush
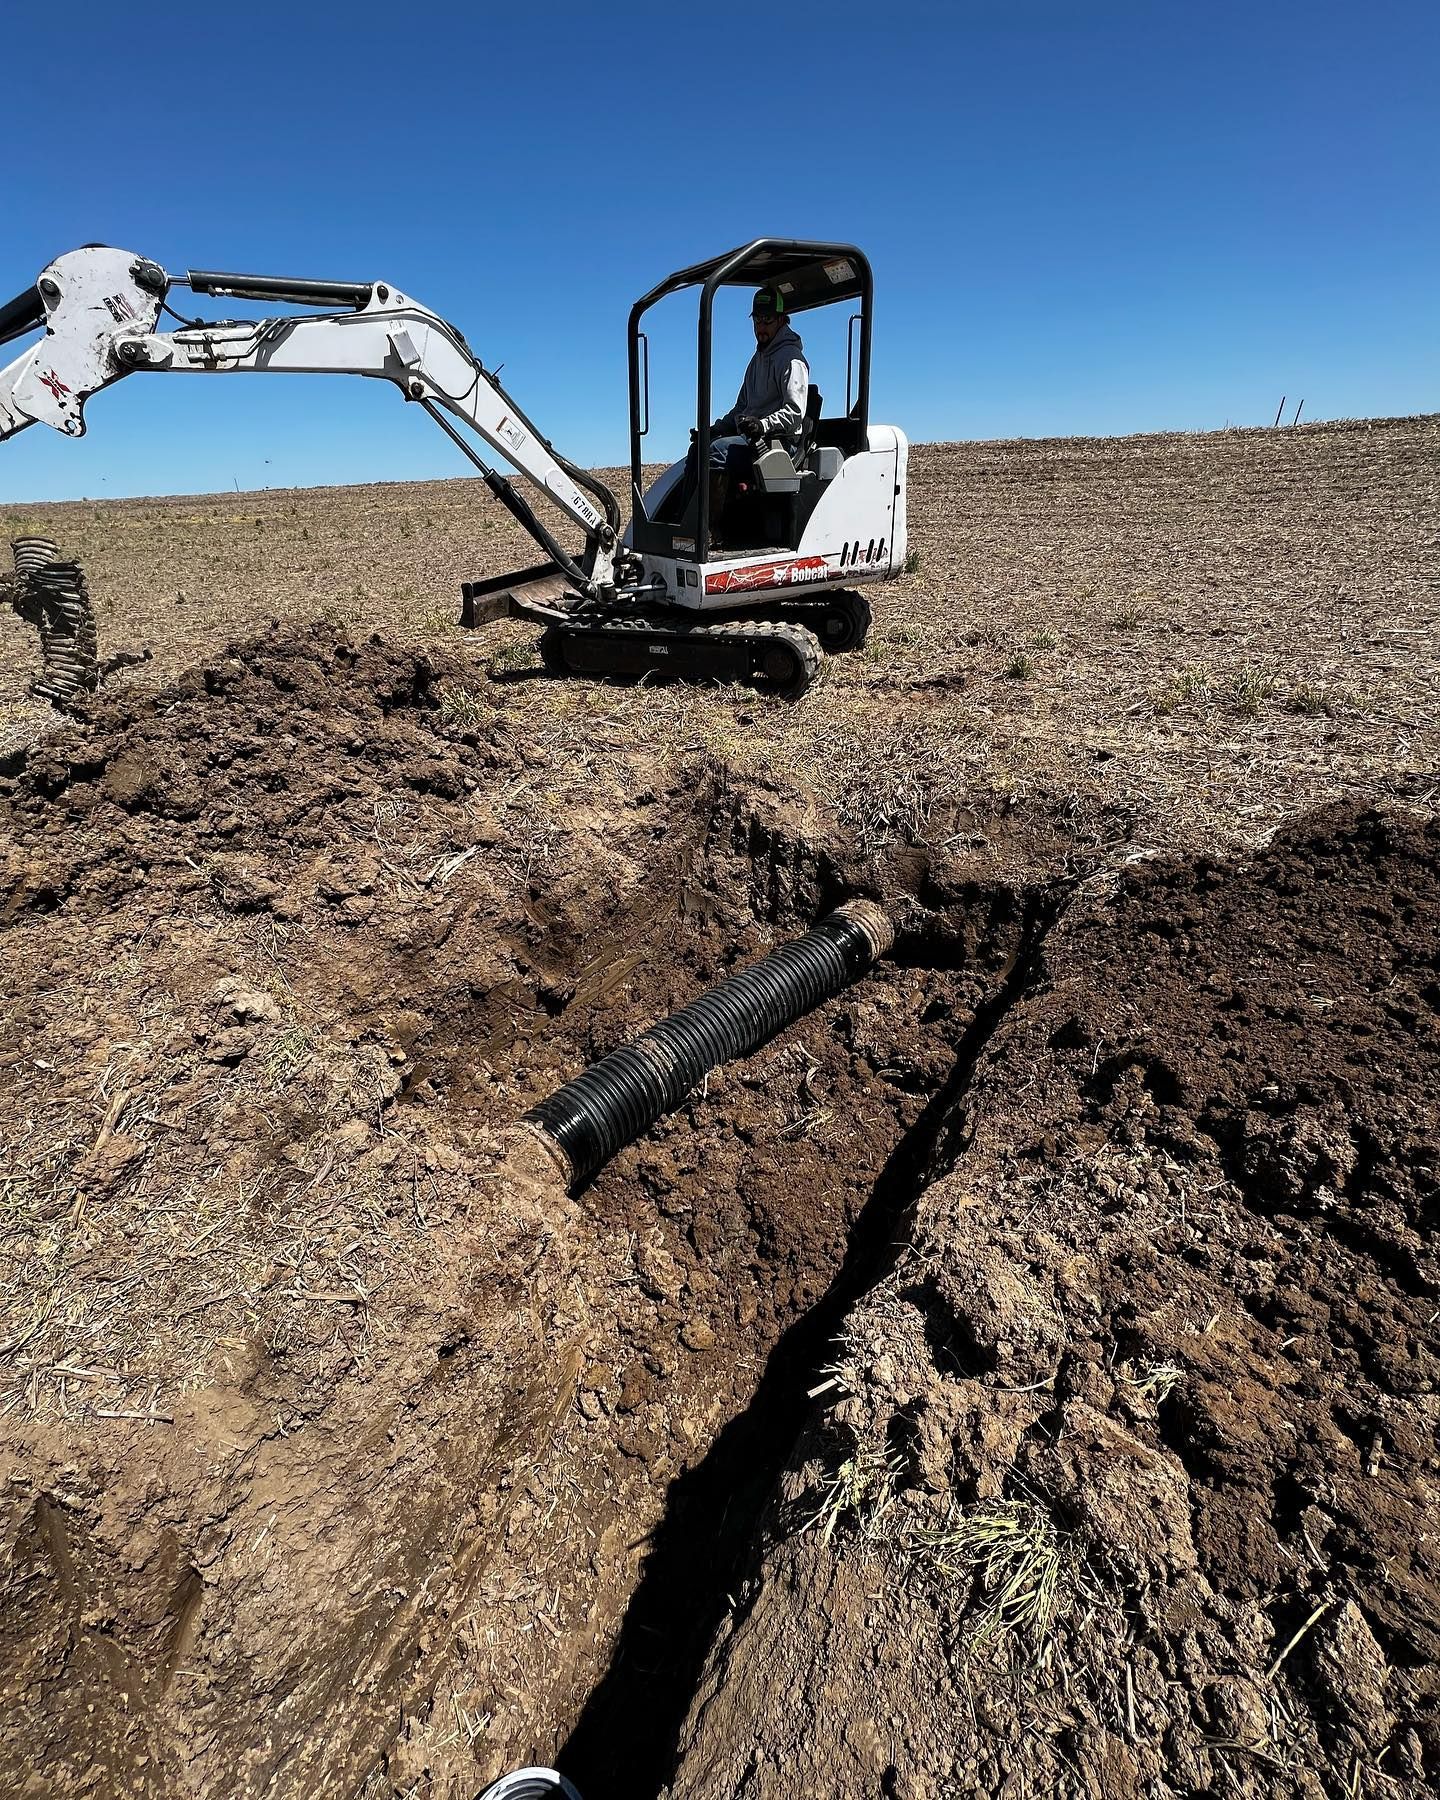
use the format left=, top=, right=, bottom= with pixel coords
left=479, top=1770, right=581, bottom=1800
left=521, top=900, right=894, bottom=1191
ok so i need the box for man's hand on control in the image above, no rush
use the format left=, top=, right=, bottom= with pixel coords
left=738, top=414, right=765, bottom=440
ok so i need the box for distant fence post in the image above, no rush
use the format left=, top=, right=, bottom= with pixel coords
left=1291, top=399, right=1305, bottom=426
left=1272, top=396, right=1287, bottom=429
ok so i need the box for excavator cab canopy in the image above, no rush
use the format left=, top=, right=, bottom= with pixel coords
left=627, top=239, right=874, bottom=560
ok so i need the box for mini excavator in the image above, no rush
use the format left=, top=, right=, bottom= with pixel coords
left=0, top=240, right=907, bottom=699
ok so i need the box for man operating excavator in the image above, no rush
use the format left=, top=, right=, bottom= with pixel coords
left=3, top=240, right=903, bottom=696
left=689, top=287, right=810, bottom=538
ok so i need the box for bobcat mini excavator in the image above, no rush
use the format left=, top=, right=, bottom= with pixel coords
left=0, top=240, right=907, bottom=698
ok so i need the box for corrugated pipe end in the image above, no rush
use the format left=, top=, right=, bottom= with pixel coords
left=479, top=1770, right=582, bottom=1800
left=510, top=1118, right=576, bottom=1189
left=831, top=896, right=895, bottom=962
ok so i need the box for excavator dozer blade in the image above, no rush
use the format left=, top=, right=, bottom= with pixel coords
left=459, top=560, right=578, bottom=629
left=461, top=591, right=524, bottom=629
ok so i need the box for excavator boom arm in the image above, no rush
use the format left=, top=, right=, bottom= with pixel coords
left=0, top=246, right=624, bottom=596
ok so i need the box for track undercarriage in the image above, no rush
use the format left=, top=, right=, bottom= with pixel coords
left=461, top=568, right=872, bottom=698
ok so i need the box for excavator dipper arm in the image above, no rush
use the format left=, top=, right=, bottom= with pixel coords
left=0, top=247, right=629, bottom=600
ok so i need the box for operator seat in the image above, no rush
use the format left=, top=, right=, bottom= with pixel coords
left=796, top=385, right=822, bottom=469
left=748, top=387, right=822, bottom=494
left=734, top=387, right=829, bottom=550
left=794, top=387, right=851, bottom=540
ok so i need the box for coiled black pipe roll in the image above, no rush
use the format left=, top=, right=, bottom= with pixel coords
left=522, top=900, right=893, bottom=1189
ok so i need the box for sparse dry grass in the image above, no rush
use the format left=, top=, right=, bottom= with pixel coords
left=1284, top=678, right=1338, bottom=717
left=262, top=1021, right=315, bottom=1089
left=1119, top=1358, right=1184, bottom=1402
left=909, top=1498, right=1071, bottom=1652
left=436, top=682, right=489, bottom=728
left=814, top=713, right=962, bottom=849
left=486, top=640, right=540, bottom=676
left=1153, top=665, right=1213, bottom=714
left=1226, top=662, right=1279, bottom=717
left=802, top=1446, right=901, bottom=1544
left=799, top=1456, right=1079, bottom=1664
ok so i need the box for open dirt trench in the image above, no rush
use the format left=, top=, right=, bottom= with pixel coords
left=389, top=817, right=1057, bottom=1800
left=0, top=627, right=1055, bottom=1798
left=1, top=631, right=1435, bottom=1799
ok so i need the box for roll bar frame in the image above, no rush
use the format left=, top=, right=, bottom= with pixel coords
left=627, top=239, right=874, bottom=560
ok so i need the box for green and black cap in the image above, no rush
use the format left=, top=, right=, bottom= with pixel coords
left=750, top=287, right=786, bottom=318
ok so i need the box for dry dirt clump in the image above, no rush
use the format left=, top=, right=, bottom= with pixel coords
left=660, top=805, right=1440, bottom=1800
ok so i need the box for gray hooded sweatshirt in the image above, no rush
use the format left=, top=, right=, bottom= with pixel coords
left=713, top=323, right=809, bottom=443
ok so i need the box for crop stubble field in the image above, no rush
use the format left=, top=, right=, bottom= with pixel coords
left=0, top=414, right=1436, bottom=1799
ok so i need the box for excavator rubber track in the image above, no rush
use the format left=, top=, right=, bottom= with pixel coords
left=740, top=586, right=873, bottom=654
left=538, top=613, right=823, bottom=697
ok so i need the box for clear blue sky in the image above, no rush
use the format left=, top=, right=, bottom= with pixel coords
left=2, top=0, right=1435, bottom=502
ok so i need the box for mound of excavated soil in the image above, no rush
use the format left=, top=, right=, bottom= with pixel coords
left=657, top=806, right=1440, bottom=1800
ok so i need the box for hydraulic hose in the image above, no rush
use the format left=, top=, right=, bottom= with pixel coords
left=482, top=367, right=623, bottom=535
left=522, top=900, right=893, bottom=1189
left=551, top=443, right=623, bottom=535
left=415, top=399, right=597, bottom=594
